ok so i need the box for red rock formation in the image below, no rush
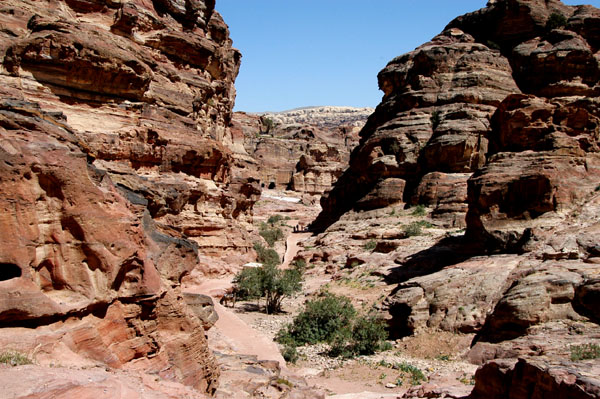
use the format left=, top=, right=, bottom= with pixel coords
left=308, top=1, right=600, bottom=396
left=313, top=27, right=520, bottom=230
left=231, top=109, right=364, bottom=196
left=0, top=0, right=260, bottom=393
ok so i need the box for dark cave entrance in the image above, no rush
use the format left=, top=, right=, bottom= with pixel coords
left=0, top=263, right=22, bottom=281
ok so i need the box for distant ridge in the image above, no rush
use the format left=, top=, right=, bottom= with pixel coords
left=248, top=105, right=374, bottom=129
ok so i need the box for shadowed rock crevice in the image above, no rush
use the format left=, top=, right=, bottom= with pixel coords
left=0, top=263, right=22, bottom=281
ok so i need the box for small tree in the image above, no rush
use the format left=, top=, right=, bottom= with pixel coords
left=254, top=242, right=279, bottom=266
left=234, top=243, right=302, bottom=314
left=259, top=222, right=284, bottom=247
left=261, top=116, right=274, bottom=134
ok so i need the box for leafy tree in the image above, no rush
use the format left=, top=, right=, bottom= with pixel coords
left=254, top=242, right=280, bottom=266
left=267, top=214, right=284, bottom=225
left=261, top=116, right=274, bottom=134
left=234, top=243, right=302, bottom=314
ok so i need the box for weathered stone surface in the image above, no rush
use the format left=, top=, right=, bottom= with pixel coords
left=475, top=261, right=596, bottom=343
left=313, top=27, right=520, bottom=231
left=413, top=172, right=471, bottom=227
left=0, top=364, right=211, bottom=399
left=183, top=292, right=219, bottom=330
left=383, top=256, right=521, bottom=338
left=0, top=0, right=253, bottom=393
left=469, top=358, right=600, bottom=399
left=466, top=95, right=600, bottom=251
left=232, top=109, right=364, bottom=195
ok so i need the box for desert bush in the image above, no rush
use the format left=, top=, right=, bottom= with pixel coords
left=281, top=344, right=299, bottom=363
left=261, top=116, right=274, bottom=133
left=398, top=362, right=427, bottom=385
left=403, top=222, right=422, bottom=237
left=0, top=351, right=32, bottom=366
left=411, top=204, right=426, bottom=216
left=363, top=239, right=377, bottom=251
left=267, top=214, right=284, bottom=225
left=254, top=242, right=280, bottom=266
left=277, top=294, right=390, bottom=358
left=570, top=343, right=600, bottom=361
left=546, top=12, right=567, bottom=30
left=349, top=315, right=389, bottom=355
left=291, top=258, right=306, bottom=272
left=259, top=222, right=284, bottom=247
left=277, top=294, right=356, bottom=346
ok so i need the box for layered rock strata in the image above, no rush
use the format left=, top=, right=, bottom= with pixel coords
left=0, top=0, right=259, bottom=393
left=231, top=108, right=366, bottom=195
left=308, top=0, right=600, bottom=397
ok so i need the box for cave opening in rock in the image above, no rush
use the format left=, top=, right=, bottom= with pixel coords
left=0, top=263, right=22, bottom=281
left=268, top=182, right=276, bottom=189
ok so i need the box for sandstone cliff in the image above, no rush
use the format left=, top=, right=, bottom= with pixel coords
left=306, top=1, right=600, bottom=397
left=230, top=107, right=371, bottom=196
left=0, top=0, right=260, bottom=393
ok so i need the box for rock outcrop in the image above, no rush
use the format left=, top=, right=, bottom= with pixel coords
left=313, top=27, right=520, bottom=230
left=231, top=107, right=369, bottom=195
left=306, top=0, right=600, bottom=397
left=0, top=0, right=259, bottom=393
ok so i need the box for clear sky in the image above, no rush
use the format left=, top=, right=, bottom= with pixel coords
left=216, top=0, right=598, bottom=112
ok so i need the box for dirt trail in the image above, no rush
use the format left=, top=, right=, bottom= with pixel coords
left=282, top=232, right=312, bottom=268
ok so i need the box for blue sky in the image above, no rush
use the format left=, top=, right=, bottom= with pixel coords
left=216, top=0, right=598, bottom=112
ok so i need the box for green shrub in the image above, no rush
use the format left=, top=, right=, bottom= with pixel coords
left=277, top=294, right=356, bottom=346
left=0, top=351, right=32, bottom=366
left=411, top=204, right=426, bottom=216
left=403, top=222, right=422, bottom=237
left=291, top=258, right=306, bottom=272
left=350, top=315, right=389, bottom=355
left=281, top=344, right=299, bottom=364
left=364, top=239, right=377, bottom=251
left=277, top=295, right=390, bottom=359
left=259, top=223, right=284, bottom=247
left=570, top=343, right=600, bottom=361
left=595, top=184, right=600, bottom=192
left=398, top=362, right=426, bottom=385
left=546, top=12, right=567, bottom=30
left=254, top=242, right=280, bottom=267
left=261, top=116, right=274, bottom=133
left=267, top=214, right=284, bottom=225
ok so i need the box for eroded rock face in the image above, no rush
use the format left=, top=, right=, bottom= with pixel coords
left=231, top=108, right=365, bottom=195
left=307, top=1, right=600, bottom=397
left=313, top=27, right=520, bottom=230
left=0, top=0, right=257, bottom=393
left=469, top=358, right=600, bottom=399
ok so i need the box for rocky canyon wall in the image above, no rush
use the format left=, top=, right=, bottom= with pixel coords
left=0, top=0, right=260, bottom=392
left=313, top=0, right=600, bottom=235
left=231, top=106, right=371, bottom=196
left=306, top=1, right=600, bottom=397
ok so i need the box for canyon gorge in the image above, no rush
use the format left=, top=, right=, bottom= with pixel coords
left=0, top=0, right=599, bottom=398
